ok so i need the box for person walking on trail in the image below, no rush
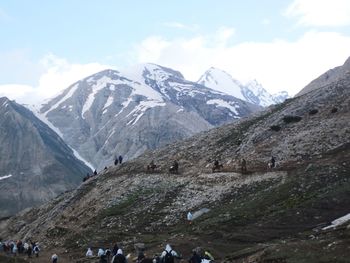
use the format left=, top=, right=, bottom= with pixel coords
left=268, top=156, right=276, bottom=169
left=111, top=248, right=127, bottom=263
left=33, top=243, right=40, bottom=257
left=51, top=253, right=58, bottom=263
left=112, top=243, right=119, bottom=256
left=86, top=247, right=93, bottom=257
left=98, top=248, right=105, bottom=257
left=160, top=244, right=180, bottom=263
left=114, top=157, right=119, bottom=166
left=241, top=158, right=247, bottom=173
left=169, top=160, right=179, bottom=174
left=187, top=211, right=193, bottom=224
left=188, top=250, right=201, bottom=263
left=118, top=155, right=123, bottom=164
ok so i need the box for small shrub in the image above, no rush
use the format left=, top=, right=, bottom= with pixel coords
left=309, top=109, right=318, bottom=115
left=270, top=125, right=281, bottom=132
left=282, top=115, right=302, bottom=123
left=331, top=107, right=338, bottom=113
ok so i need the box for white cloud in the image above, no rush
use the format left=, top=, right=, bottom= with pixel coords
left=285, top=0, right=350, bottom=26
left=163, top=22, right=199, bottom=31
left=0, top=84, right=35, bottom=103
left=131, top=29, right=350, bottom=95
left=0, top=53, right=111, bottom=104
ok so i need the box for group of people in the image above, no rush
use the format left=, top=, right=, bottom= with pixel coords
left=86, top=243, right=123, bottom=263
left=0, top=239, right=40, bottom=258
left=86, top=243, right=214, bottom=263
left=83, top=154, right=125, bottom=182
left=115, top=155, right=124, bottom=166
left=83, top=155, right=277, bottom=184
left=146, top=156, right=276, bottom=176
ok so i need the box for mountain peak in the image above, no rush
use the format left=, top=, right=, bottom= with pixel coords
left=198, top=68, right=288, bottom=106
left=123, top=63, right=184, bottom=82
left=198, top=67, right=245, bottom=100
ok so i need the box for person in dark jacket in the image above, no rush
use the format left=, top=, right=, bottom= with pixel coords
left=118, top=155, right=123, bottom=164
left=111, top=249, right=127, bottom=263
left=188, top=250, right=201, bottom=263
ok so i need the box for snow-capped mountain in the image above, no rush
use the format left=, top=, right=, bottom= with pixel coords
left=39, top=64, right=261, bottom=170
left=198, top=67, right=289, bottom=107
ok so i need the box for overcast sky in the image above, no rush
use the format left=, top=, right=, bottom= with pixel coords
left=0, top=0, right=350, bottom=104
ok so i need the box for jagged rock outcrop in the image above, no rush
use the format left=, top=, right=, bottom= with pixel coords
left=39, top=64, right=260, bottom=170
left=0, top=97, right=91, bottom=217
left=1, top=61, right=349, bottom=262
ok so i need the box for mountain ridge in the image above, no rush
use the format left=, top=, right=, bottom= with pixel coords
left=39, top=64, right=261, bottom=170
left=197, top=67, right=289, bottom=106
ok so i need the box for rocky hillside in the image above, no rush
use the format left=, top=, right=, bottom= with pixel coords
left=0, top=68, right=349, bottom=262
left=39, top=64, right=260, bottom=170
left=0, top=97, right=91, bottom=217
left=296, top=56, right=350, bottom=96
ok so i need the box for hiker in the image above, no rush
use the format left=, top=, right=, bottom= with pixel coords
left=86, top=247, right=93, bottom=257
left=204, top=251, right=214, bottom=261
left=105, top=248, right=112, bottom=262
left=147, top=160, right=157, bottom=172
left=112, top=243, right=119, bottom=256
left=114, top=157, right=119, bottom=166
left=12, top=243, right=18, bottom=255
left=153, top=254, right=161, bottom=263
left=137, top=251, right=146, bottom=263
left=33, top=243, right=40, bottom=257
left=268, top=156, right=276, bottom=169
left=98, top=248, right=105, bottom=257
left=111, top=248, right=127, bottom=263
left=94, top=170, right=98, bottom=176
left=119, top=155, right=123, bottom=164
left=187, top=211, right=193, bottom=224
left=188, top=250, right=201, bottom=263
left=99, top=253, right=108, bottom=263
left=212, top=160, right=222, bottom=172
left=160, top=244, right=180, bottom=263
left=51, top=253, right=58, bottom=263
left=241, top=158, right=247, bottom=173
left=169, top=160, right=179, bottom=174
left=27, top=244, right=32, bottom=258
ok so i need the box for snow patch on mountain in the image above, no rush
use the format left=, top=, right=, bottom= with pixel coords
left=46, top=83, right=79, bottom=116
left=126, top=100, right=166, bottom=126
left=207, top=99, right=239, bottom=115
left=82, top=76, right=116, bottom=118
left=103, top=96, right=114, bottom=111
left=0, top=174, right=12, bottom=181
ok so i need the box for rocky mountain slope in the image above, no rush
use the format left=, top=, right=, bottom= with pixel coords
left=297, top=56, right=350, bottom=96
left=39, top=64, right=260, bottom=170
left=0, top=97, right=91, bottom=217
left=0, top=62, right=349, bottom=262
left=198, top=67, right=289, bottom=106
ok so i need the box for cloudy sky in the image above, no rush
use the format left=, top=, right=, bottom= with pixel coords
left=0, top=0, right=350, bottom=103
